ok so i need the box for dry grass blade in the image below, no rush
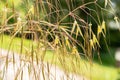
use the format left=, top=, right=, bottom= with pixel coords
left=76, top=24, right=84, bottom=39
left=89, top=39, right=94, bottom=49
left=101, top=20, right=106, bottom=35
left=114, top=16, right=120, bottom=31
left=47, top=62, right=50, bottom=79
left=71, top=46, right=78, bottom=55
left=12, top=52, right=15, bottom=67
left=14, top=64, right=25, bottom=80
left=1, top=7, right=7, bottom=26
left=97, top=25, right=102, bottom=38
left=21, top=70, right=23, bottom=80
left=105, top=0, right=108, bottom=8
left=5, top=53, right=9, bottom=71
left=93, top=33, right=100, bottom=47
left=89, top=23, right=92, bottom=38
left=54, top=35, right=59, bottom=46
left=71, top=20, right=77, bottom=35
left=28, top=5, right=34, bottom=15
left=41, top=63, right=45, bottom=80
left=65, top=36, right=71, bottom=49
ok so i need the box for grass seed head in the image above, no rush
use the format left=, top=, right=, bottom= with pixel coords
left=97, top=25, right=102, bottom=37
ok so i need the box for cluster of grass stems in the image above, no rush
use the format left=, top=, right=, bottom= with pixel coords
left=0, top=0, right=119, bottom=80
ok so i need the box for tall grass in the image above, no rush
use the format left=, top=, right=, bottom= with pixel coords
left=0, top=0, right=119, bottom=80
